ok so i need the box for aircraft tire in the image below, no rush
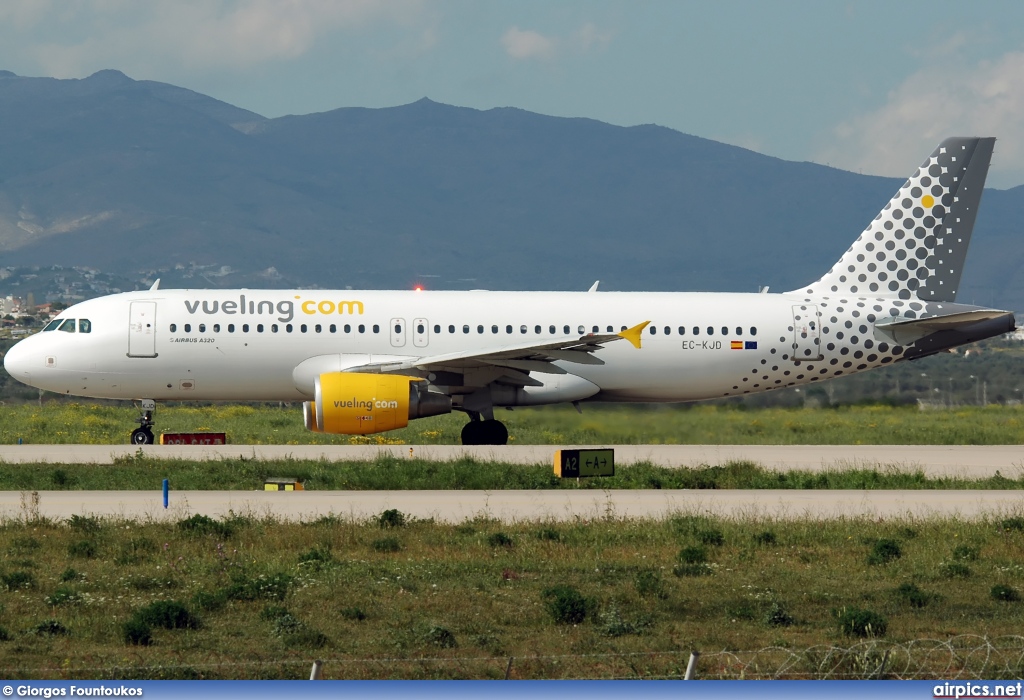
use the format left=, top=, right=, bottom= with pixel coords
left=460, top=419, right=508, bottom=446
left=131, top=428, right=154, bottom=445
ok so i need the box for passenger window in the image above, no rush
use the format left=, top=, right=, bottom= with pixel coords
left=419, top=324, right=426, bottom=334
left=59, top=319, right=76, bottom=333
left=478, top=325, right=484, bottom=334
left=592, top=326, right=599, bottom=333
left=449, top=325, right=455, bottom=333
left=577, top=325, right=585, bottom=334
left=300, top=324, right=307, bottom=333
left=184, top=324, right=192, bottom=333
left=213, top=324, right=221, bottom=333
left=358, top=325, right=365, bottom=333
left=506, top=325, right=513, bottom=334
left=678, top=327, right=685, bottom=335
left=750, top=327, right=757, bottom=336
left=692, top=327, right=699, bottom=335
left=169, top=323, right=177, bottom=333
left=242, top=324, right=249, bottom=332
left=43, top=320, right=61, bottom=331
left=79, top=319, right=91, bottom=334
left=607, top=326, right=613, bottom=332
left=665, top=326, right=671, bottom=335
left=462, top=325, right=469, bottom=334
left=257, top=324, right=264, bottom=333
left=372, top=325, right=380, bottom=334
left=550, top=325, right=557, bottom=334
left=707, top=327, right=714, bottom=335
left=286, top=324, right=293, bottom=333
left=521, top=325, right=528, bottom=334
left=719, top=326, right=725, bottom=336
left=228, top=324, right=235, bottom=332
left=433, top=324, right=440, bottom=333
left=650, top=326, right=656, bottom=335
left=199, top=324, right=206, bottom=333
left=535, top=325, right=541, bottom=334
left=395, top=324, right=402, bottom=334
left=492, top=325, right=498, bottom=334
left=271, top=324, right=278, bottom=333
left=736, top=326, right=742, bottom=336
left=563, top=325, right=570, bottom=334
left=343, top=324, right=350, bottom=333
left=315, top=324, right=321, bottom=333
left=331, top=324, right=338, bottom=333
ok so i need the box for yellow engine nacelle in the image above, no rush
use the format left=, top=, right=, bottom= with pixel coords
left=303, top=373, right=451, bottom=435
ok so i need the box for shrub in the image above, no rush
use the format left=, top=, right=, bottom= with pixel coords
left=866, top=539, right=902, bottom=565
left=226, top=572, right=292, bottom=602
left=939, top=562, right=972, bottom=579
left=45, top=586, right=83, bottom=607
left=487, top=532, right=514, bottom=548
left=697, top=528, right=725, bottom=546
left=177, top=514, right=232, bottom=538
left=763, top=602, right=795, bottom=627
left=673, top=546, right=713, bottom=577
left=31, top=619, right=70, bottom=636
left=341, top=607, right=367, bottom=621
left=894, top=582, right=932, bottom=608
left=991, top=584, right=1021, bottom=602
left=536, top=527, right=561, bottom=542
left=67, top=514, right=100, bottom=532
left=272, top=613, right=303, bottom=637
left=122, top=618, right=152, bottom=646
left=836, top=607, right=888, bottom=638
left=598, top=606, right=648, bottom=637
left=543, top=585, right=592, bottom=625
left=0, top=626, right=10, bottom=642
left=59, top=568, right=81, bottom=583
left=1, top=571, right=36, bottom=590
left=297, top=546, right=334, bottom=571
left=377, top=509, right=407, bottom=528
left=134, top=600, right=199, bottom=630
left=952, top=544, right=980, bottom=561
left=67, top=540, right=97, bottom=558
left=192, top=590, right=228, bottom=612
left=282, top=628, right=329, bottom=649
left=753, top=531, right=778, bottom=546
left=1001, top=517, right=1024, bottom=532
left=424, top=625, right=457, bottom=648
left=634, top=570, right=667, bottom=599
left=372, top=537, right=402, bottom=553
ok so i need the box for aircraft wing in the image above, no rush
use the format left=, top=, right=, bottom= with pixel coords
left=875, top=310, right=1014, bottom=345
left=343, top=321, right=650, bottom=387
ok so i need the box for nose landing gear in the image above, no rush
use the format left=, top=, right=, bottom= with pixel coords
left=130, top=399, right=156, bottom=445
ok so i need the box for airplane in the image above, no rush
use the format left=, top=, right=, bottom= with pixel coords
left=2, top=137, right=1015, bottom=445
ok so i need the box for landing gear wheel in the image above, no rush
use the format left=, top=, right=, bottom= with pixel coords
left=131, top=428, right=154, bottom=445
left=461, top=419, right=508, bottom=446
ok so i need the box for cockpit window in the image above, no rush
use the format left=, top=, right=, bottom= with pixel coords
left=79, top=319, right=91, bottom=334
left=43, top=320, right=62, bottom=332
left=58, top=319, right=76, bottom=333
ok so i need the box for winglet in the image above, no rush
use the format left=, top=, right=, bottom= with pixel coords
left=618, top=321, right=650, bottom=349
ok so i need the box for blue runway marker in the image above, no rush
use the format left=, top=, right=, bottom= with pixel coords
left=163, top=478, right=169, bottom=508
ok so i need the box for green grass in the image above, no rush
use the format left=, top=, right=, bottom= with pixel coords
left=4, top=402, right=1024, bottom=446
left=1, top=513, right=1023, bottom=679
left=1, top=456, right=1023, bottom=491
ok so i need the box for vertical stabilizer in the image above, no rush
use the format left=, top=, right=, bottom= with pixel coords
left=797, top=137, right=995, bottom=301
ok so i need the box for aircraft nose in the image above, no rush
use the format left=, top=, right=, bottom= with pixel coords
left=3, top=339, right=33, bottom=385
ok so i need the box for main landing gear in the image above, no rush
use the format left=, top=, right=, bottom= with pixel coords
left=130, top=399, right=156, bottom=445
left=460, top=415, right=509, bottom=445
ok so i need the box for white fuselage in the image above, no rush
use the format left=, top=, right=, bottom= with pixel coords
left=3, top=287, right=918, bottom=404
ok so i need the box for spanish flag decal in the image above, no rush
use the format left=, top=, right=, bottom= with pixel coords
left=730, top=340, right=743, bottom=350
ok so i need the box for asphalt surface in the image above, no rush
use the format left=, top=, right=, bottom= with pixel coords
left=1, top=444, right=1023, bottom=477
left=1, top=488, right=1022, bottom=522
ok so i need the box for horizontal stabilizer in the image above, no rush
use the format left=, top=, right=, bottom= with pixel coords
left=875, top=309, right=1013, bottom=345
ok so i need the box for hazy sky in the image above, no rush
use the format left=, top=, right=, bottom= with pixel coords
left=3, top=0, right=1024, bottom=187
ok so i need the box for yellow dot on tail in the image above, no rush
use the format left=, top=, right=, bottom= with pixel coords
left=921, top=194, right=935, bottom=208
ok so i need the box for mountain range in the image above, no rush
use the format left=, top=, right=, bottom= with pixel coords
left=1, top=69, right=1022, bottom=310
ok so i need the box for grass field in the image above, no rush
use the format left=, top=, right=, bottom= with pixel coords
left=1, top=456, right=1024, bottom=492
left=3, top=402, right=1024, bottom=446
left=2, top=512, right=1024, bottom=679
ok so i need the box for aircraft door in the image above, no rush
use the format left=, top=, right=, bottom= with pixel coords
left=413, top=318, right=429, bottom=348
left=791, top=304, right=822, bottom=361
left=128, top=301, right=158, bottom=358
left=390, top=318, right=406, bottom=348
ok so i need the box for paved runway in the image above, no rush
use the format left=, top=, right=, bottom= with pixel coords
left=2, top=488, right=1023, bottom=522
left=1, top=444, right=1023, bottom=477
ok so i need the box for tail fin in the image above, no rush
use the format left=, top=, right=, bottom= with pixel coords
left=797, top=137, right=995, bottom=301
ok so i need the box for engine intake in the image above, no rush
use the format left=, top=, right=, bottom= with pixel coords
left=304, top=373, right=451, bottom=435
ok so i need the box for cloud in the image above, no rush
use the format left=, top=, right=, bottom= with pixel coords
left=817, top=49, right=1024, bottom=188
left=501, top=26, right=556, bottom=61
left=500, top=22, right=612, bottom=62
left=13, top=0, right=424, bottom=76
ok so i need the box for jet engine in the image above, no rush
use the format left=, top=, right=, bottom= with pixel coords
left=303, top=373, right=451, bottom=435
